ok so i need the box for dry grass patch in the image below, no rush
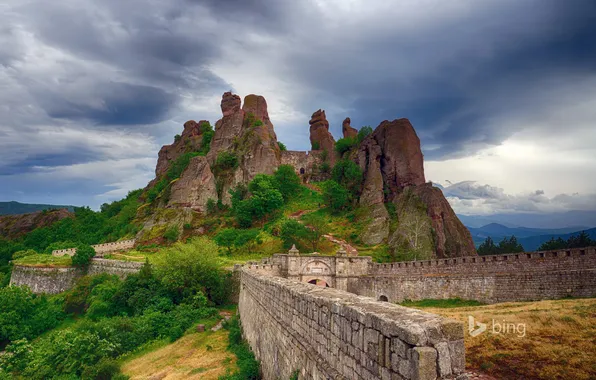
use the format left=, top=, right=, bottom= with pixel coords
left=121, top=329, right=236, bottom=380
left=410, top=298, right=596, bottom=380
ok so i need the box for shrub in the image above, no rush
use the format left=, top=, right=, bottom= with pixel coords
left=273, top=165, right=301, bottom=201
left=198, top=121, right=214, bottom=155
left=12, top=249, right=37, bottom=260
left=278, top=142, right=287, bottom=151
left=163, top=226, right=180, bottom=243
left=319, top=162, right=330, bottom=173
left=321, top=181, right=350, bottom=213
left=174, top=134, right=181, bottom=142
left=312, top=141, right=320, bottom=150
left=357, top=126, right=373, bottom=142
left=215, top=152, right=239, bottom=172
left=72, top=244, right=95, bottom=268
left=335, top=136, right=358, bottom=155
left=332, top=159, right=363, bottom=197
left=206, top=198, right=217, bottom=215
left=215, top=229, right=237, bottom=255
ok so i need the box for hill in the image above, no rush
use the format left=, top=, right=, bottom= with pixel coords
left=457, top=211, right=596, bottom=229
left=467, top=223, right=589, bottom=246
left=518, top=227, right=596, bottom=251
left=0, top=201, right=75, bottom=215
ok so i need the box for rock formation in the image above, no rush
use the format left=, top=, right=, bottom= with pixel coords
left=342, top=117, right=358, bottom=139
left=0, top=209, right=73, bottom=239
left=309, top=110, right=336, bottom=163
left=357, top=118, right=475, bottom=257
left=167, top=156, right=217, bottom=212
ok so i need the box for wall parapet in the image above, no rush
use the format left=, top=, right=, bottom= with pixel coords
left=52, top=239, right=136, bottom=257
left=370, top=246, right=596, bottom=276
left=239, top=268, right=465, bottom=380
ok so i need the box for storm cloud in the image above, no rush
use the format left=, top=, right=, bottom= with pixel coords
left=1, top=0, right=595, bottom=211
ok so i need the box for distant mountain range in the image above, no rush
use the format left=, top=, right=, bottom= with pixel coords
left=0, top=201, right=75, bottom=216
left=466, top=222, right=596, bottom=251
left=457, top=210, right=596, bottom=229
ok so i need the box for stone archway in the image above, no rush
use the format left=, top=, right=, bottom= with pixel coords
left=307, top=279, right=329, bottom=287
left=378, top=295, right=389, bottom=302
left=299, top=167, right=305, bottom=175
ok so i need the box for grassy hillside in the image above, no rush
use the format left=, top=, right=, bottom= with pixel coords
left=403, top=298, right=596, bottom=380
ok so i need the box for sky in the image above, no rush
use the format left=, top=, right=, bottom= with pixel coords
left=1, top=0, right=595, bottom=216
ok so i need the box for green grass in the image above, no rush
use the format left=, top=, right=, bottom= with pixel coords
left=400, top=298, right=486, bottom=308
left=12, top=254, right=72, bottom=267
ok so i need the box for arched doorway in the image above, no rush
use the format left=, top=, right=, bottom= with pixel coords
left=378, top=295, right=389, bottom=302
left=307, top=279, right=329, bottom=287
left=299, top=167, right=305, bottom=174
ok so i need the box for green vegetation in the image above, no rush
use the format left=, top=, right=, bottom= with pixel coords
left=320, top=181, right=350, bottom=213
left=215, top=152, right=239, bottom=172
left=278, top=142, right=287, bottom=151
left=538, top=231, right=596, bottom=251
left=331, top=159, right=363, bottom=197
left=478, top=236, right=524, bottom=255
left=273, top=164, right=302, bottom=201
left=12, top=254, right=72, bottom=267
left=400, top=298, right=485, bottom=308
left=357, top=126, right=373, bottom=142
left=335, top=136, right=358, bottom=156
left=312, top=141, right=320, bottom=150
left=198, top=121, right=215, bottom=156
left=71, top=244, right=96, bottom=268
left=219, top=316, right=260, bottom=380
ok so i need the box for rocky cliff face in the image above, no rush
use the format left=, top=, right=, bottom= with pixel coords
left=357, top=118, right=475, bottom=257
left=342, top=117, right=358, bottom=139
left=155, top=119, right=210, bottom=178
left=0, top=209, right=73, bottom=239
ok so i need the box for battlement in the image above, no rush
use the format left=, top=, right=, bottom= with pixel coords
left=370, top=246, right=596, bottom=275
left=52, top=239, right=136, bottom=257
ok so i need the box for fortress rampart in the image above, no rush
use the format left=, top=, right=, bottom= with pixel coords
left=52, top=239, right=136, bottom=257
left=10, top=258, right=143, bottom=294
left=239, top=267, right=466, bottom=380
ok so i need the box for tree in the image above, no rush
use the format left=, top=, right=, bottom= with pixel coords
left=400, top=213, right=430, bottom=251
left=332, top=159, right=363, bottom=197
left=321, top=180, right=350, bottom=213
left=280, top=219, right=310, bottom=250
left=234, top=229, right=262, bottom=253
left=72, top=244, right=96, bottom=268
left=274, top=165, right=301, bottom=201
left=233, top=175, right=284, bottom=227
left=335, top=137, right=357, bottom=156
left=477, top=236, right=498, bottom=256
left=301, top=213, right=329, bottom=251
left=566, top=231, right=595, bottom=249
left=497, top=236, right=524, bottom=254
left=215, top=229, right=237, bottom=255
left=537, top=237, right=567, bottom=251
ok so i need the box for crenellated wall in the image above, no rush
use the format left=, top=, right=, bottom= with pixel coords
left=355, top=247, right=596, bottom=304
left=52, top=239, right=136, bottom=257
left=238, top=267, right=466, bottom=380
left=9, top=258, right=143, bottom=294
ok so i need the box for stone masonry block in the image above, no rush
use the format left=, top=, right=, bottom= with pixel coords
left=411, top=347, right=437, bottom=380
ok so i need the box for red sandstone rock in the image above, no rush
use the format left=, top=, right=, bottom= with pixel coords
left=412, top=184, right=477, bottom=257
left=309, top=109, right=336, bottom=163
left=221, top=91, right=241, bottom=116
left=342, top=117, right=358, bottom=139
left=0, top=209, right=73, bottom=239
left=167, top=156, right=218, bottom=212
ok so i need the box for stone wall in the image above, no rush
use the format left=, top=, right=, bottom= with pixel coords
left=355, top=247, right=596, bottom=303
left=10, top=266, right=82, bottom=294
left=239, top=268, right=466, bottom=380
left=52, top=239, right=136, bottom=257
left=9, top=258, right=143, bottom=294
left=280, top=150, right=327, bottom=182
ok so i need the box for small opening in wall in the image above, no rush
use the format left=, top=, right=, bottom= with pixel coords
left=482, top=257, right=486, bottom=262
left=492, top=256, right=497, bottom=261
left=580, top=250, right=586, bottom=255
left=527, top=254, right=532, bottom=259
left=452, top=259, right=457, bottom=264
left=472, top=258, right=476, bottom=263
left=540, top=253, right=545, bottom=258
left=462, top=258, right=466, bottom=263
left=444, top=260, right=449, bottom=264
left=503, top=256, right=508, bottom=260
left=300, top=167, right=305, bottom=174
left=515, top=255, right=519, bottom=260
left=566, top=251, right=571, bottom=256
left=552, top=252, right=558, bottom=257
left=378, top=295, right=389, bottom=302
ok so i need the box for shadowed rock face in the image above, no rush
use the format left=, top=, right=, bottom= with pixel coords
left=357, top=118, right=475, bottom=257
left=342, top=117, right=358, bottom=139
left=309, top=109, right=336, bottom=162
left=167, top=156, right=217, bottom=212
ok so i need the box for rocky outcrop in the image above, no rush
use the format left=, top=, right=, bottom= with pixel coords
left=342, top=117, right=358, bottom=139
left=207, top=93, right=246, bottom=164
left=0, top=209, right=73, bottom=239
left=309, top=110, right=336, bottom=162
left=155, top=119, right=210, bottom=178
left=167, top=156, right=217, bottom=212
left=412, top=184, right=477, bottom=258
left=357, top=119, right=475, bottom=257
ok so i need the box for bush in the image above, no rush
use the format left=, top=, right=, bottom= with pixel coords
left=215, top=152, right=239, bottom=172
left=332, top=159, right=363, bottom=197
left=319, top=162, right=330, bottom=173
left=215, top=229, right=237, bottom=255
left=12, top=249, right=38, bottom=260
left=206, top=198, right=217, bottom=215
left=312, top=141, right=320, bottom=150
left=357, top=126, right=373, bottom=142
left=198, top=121, right=214, bottom=155
left=321, top=181, right=350, bottom=213
left=72, top=244, right=95, bottom=268
left=163, top=226, right=180, bottom=243
left=278, top=142, right=287, bottom=151
left=335, top=136, right=358, bottom=155
left=273, top=165, right=301, bottom=201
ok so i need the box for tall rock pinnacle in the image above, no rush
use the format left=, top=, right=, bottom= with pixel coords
left=342, top=117, right=358, bottom=139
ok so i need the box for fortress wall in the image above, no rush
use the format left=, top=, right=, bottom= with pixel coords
left=356, top=247, right=596, bottom=304
left=239, top=267, right=466, bottom=380
left=52, top=239, right=137, bottom=257
left=10, top=266, right=83, bottom=294
left=9, top=258, right=143, bottom=294
left=369, top=247, right=596, bottom=276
